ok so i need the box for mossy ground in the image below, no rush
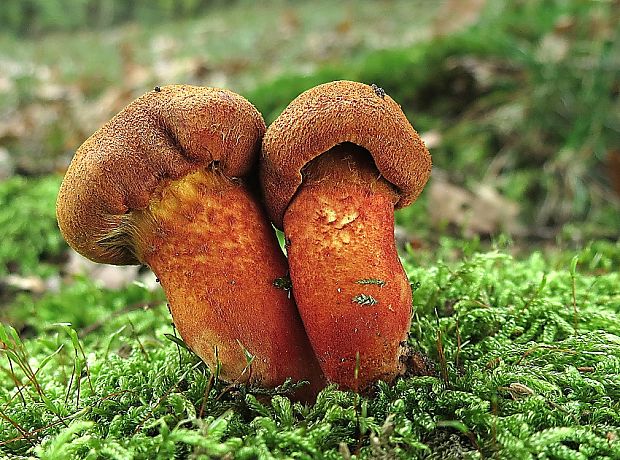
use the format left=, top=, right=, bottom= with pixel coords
left=1, top=240, right=619, bottom=458
left=1, top=0, right=619, bottom=458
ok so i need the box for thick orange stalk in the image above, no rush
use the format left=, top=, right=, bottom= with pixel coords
left=133, top=168, right=325, bottom=397
left=283, top=145, right=412, bottom=391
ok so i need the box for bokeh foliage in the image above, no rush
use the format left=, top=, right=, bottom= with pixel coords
left=0, top=0, right=229, bottom=36
left=248, top=0, right=620, bottom=232
left=0, top=175, right=65, bottom=276
left=0, top=0, right=617, bottom=283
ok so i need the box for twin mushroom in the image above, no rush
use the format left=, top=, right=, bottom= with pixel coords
left=56, top=81, right=431, bottom=398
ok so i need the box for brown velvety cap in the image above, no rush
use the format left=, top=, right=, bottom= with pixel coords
left=57, top=84, right=265, bottom=265
left=260, top=80, right=432, bottom=228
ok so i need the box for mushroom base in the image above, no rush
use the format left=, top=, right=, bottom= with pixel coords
left=283, top=144, right=412, bottom=392
left=133, top=168, right=325, bottom=397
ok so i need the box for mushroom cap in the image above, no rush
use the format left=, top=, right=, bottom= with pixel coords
left=260, top=80, right=432, bottom=228
left=56, top=84, right=265, bottom=265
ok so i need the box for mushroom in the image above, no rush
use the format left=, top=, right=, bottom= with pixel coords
left=260, top=81, right=431, bottom=391
left=57, top=85, right=324, bottom=396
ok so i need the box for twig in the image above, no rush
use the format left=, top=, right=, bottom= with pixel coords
left=0, top=408, right=36, bottom=448
left=570, top=256, right=579, bottom=336
left=435, top=310, right=449, bottom=388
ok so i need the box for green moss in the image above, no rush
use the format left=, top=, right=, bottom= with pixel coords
left=1, top=242, right=619, bottom=458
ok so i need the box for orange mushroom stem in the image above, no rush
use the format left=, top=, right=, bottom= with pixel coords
left=284, top=144, right=413, bottom=391
left=57, top=85, right=324, bottom=398
left=261, top=81, right=432, bottom=391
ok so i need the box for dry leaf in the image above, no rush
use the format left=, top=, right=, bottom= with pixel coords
left=65, top=250, right=141, bottom=289
left=608, top=150, right=620, bottom=198
left=429, top=172, right=522, bottom=236
left=420, top=130, right=442, bottom=150
left=0, top=147, right=14, bottom=180
left=2, top=274, right=47, bottom=294
left=432, top=0, right=488, bottom=37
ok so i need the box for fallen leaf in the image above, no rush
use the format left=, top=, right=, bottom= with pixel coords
left=432, top=0, right=488, bottom=37
left=608, top=150, right=620, bottom=198
left=420, top=130, right=442, bottom=150
left=65, top=250, right=141, bottom=289
left=2, top=274, right=47, bottom=294
left=429, top=171, right=522, bottom=236
left=0, top=147, right=15, bottom=180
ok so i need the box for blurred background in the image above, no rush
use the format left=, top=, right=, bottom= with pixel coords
left=0, top=0, right=618, bottom=320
